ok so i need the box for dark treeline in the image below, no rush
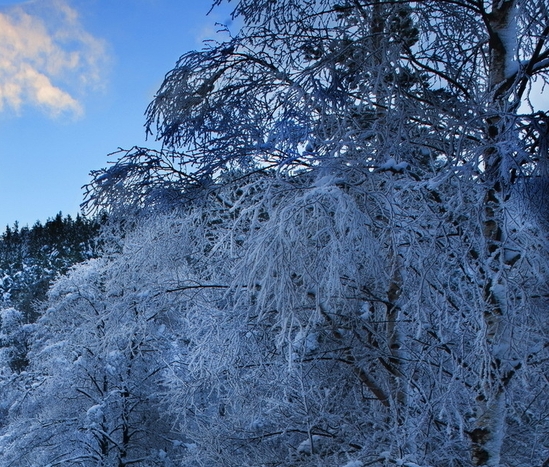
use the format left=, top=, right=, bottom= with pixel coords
left=0, top=212, right=103, bottom=321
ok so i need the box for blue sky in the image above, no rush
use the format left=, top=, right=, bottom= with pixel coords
left=0, top=0, right=235, bottom=228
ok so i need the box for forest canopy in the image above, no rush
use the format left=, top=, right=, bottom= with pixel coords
left=2, top=1, right=549, bottom=466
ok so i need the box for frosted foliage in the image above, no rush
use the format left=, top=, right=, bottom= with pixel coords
left=147, top=170, right=548, bottom=466
left=0, top=219, right=202, bottom=466
left=236, top=179, right=387, bottom=327
left=0, top=308, right=23, bottom=333
left=2, top=170, right=549, bottom=466
left=3, top=0, right=549, bottom=466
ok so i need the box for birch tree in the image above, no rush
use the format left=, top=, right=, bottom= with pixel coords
left=80, top=1, right=549, bottom=466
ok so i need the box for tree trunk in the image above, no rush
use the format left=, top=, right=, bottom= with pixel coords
left=471, top=2, right=518, bottom=465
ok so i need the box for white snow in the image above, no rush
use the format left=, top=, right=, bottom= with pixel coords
left=293, top=330, right=319, bottom=353
left=297, top=435, right=322, bottom=454
left=378, top=158, right=409, bottom=172
left=499, top=6, right=519, bottom=78
left=341, top=461, right=364, bottom=467
left=86, top=404, right=104, bottom=419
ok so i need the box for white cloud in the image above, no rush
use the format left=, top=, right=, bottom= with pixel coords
left=0, top=0, right=107, bottom=118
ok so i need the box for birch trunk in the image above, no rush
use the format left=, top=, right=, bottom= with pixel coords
left=471, top=2, right=518, bottom=465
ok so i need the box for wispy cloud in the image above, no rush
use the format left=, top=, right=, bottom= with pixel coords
left=0, top=0, right=107, bottom=118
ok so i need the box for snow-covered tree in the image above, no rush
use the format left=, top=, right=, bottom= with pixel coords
left=0, top=218, right=194, bottom=466
left=87, top=0, right=549, bottom=199
left=148, top=166, right=549, bottom=467
left=0, top=213, right=102, bottom=320
left=76, top=1, right=549, bottom=466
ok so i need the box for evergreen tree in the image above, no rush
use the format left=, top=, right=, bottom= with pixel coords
left=0, top=212, right=103, bottom=320
left=0, top=213, right=103, bottom=372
